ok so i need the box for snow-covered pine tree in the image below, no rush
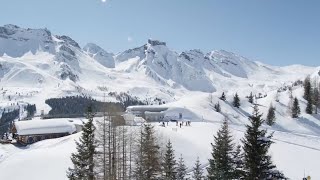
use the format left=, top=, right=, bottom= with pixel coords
left=303, top=76, right=312, bottom=100
left=306, top=99, right=313, bottom=114
left=248, top=92, right=254, bottom=104
left=214, top=101, right=221, bottom=112
left=304, top=76, right=313, bottom=114
left=134, top=123, right=162, bottom=180
left=233, top=93, right=240, bottom=108
left=192, top=157, right=204, bottom=180
left=220, top=92, right=226, bottom=101
left=242, top=105, right=286, bottom=179
left=163, top=140, right=177, bottom=180
left=314, top=84, right=319, bottom=114
left=291, top=97, right=301, bottom=118
left=177, top=155, right=187, bottom=180
left=207, top=118, right=235, bottom=180
left=67, top=106, right=96, bottom=180
left=232, top=145, right=244, bottom=179
left=266, top=103, right=276, bottom=126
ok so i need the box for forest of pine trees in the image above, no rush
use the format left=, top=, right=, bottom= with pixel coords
left=0, top=108, right=20, bottom=136
left=67, top=104, right=288, bottom=180
left=45, top=96, right=124, bottom=117
left=65, top=79, right=320, bottom=180
left=25, top=104, right=36, bottom=118
left=303, top=76, right=320, bottom=114
left=64, top=76, right=320, bottom=179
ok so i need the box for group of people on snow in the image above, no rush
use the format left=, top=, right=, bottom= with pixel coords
left=160, top=120, right=191, bottom=128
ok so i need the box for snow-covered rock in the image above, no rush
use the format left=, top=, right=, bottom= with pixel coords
left=83, top=43, right=115, bottom=68
left=0, top=24, right=55, bottom=57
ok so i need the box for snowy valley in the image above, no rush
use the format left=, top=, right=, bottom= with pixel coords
left=0, top=24, right=320, bottom=179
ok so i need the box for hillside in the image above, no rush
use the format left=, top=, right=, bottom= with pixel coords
left=0, top=24, right=320, bottom=179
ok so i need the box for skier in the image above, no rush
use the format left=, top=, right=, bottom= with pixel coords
left=179, top=123, right=182, bottom=128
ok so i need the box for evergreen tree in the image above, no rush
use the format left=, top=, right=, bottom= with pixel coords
left=220, top=92, right=226, bottom=101
left=67, top=106, right=96, bottom=180
left=304, top=76, right=313, bottom=114
left=177, top=155, right=187, bottom=180
left=306, top=99, right=313, bottom=114
left=266, top=103, right=276, bottom=126
left=232, top=145, right=244, bottom=179
left=192, top=157, right=204, bottom=180
left=242, top=105, right=286, bottom=179
left=233, top=93, right=240, bottom=108
left=303, top=76, right=312, bottom=100
left=291, top=97, right=301, bottom=118
left=134, top=123, right=161, bottom=180
left=248, top=92, right=254, bottom=104
left=314, top=86, right=319, bottom=114
left=207, top=118, right=235, bottom=180
left=214, top=101, right=221, bottom=112
left=163, top=140, right=177, bottom=180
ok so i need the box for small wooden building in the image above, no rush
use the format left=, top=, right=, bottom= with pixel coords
left=11, top=119, right=77, bottom=145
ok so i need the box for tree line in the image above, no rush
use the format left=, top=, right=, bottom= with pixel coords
left=67, top=104, right=286, bottom=180
left=0, top=108, right=19, bottom=136
left=45, top=96, right=124, bottom=116
left=212, top=75, right=320, bottom=126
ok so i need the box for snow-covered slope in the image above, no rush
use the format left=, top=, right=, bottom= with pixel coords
left=83, top=43, right=115, bottom=68
left=0, top=24, right=320, bottom=179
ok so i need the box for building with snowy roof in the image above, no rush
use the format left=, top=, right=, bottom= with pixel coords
left=11, top=119, right=78, bottom=145
left=123, top=105, right=168, bottom=124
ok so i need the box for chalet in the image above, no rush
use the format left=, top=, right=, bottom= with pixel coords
left=123, top=105, right=168, bottom=125
left=11, top=119, right=78, bottom=145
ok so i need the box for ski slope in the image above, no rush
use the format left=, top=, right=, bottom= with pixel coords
left=0, top=24, right=320, bottom=179
left=0, top=120, right=319, bottom=180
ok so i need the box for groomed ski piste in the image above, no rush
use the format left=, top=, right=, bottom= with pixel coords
left=0, top=24, right=320, bottom=179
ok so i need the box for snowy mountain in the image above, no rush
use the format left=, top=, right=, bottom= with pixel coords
left=83, top=43, right=115, bottom=68
left=1, top=24, right=320, bottom=180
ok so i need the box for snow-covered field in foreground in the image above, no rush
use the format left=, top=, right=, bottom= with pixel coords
left=1, top=121, right=319, bottom=180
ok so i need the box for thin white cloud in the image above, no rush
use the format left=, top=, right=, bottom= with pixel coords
left=127, top=36, right=133, bottom=43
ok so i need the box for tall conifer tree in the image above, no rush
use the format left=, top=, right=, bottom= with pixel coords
left=67, top=106, right=96, bottom=180
left=220, top=92, right=226, bottom=101
left=163, top=140, right=177, bottom=180
left=291, top=97, right=301, bottom=118
left=233, top=93, right=240, bottom=108
left=266, top=103, right=276, bottom=126
left=207, top=118, right=235, bottom=179
left=134, top=124, right=161, bottom=180
left=192, top=157, right=204, bottom=180
left=177, top=155, right=187, bottom=180
left=242, top=105, right=286, bottom=179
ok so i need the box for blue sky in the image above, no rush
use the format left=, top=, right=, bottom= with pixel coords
left=0, top=0, right=319, bottom=66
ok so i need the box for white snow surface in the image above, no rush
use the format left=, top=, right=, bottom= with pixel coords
left=0, top=24, right=320, bottom=179
left=15, top=118, right=76, bottom=135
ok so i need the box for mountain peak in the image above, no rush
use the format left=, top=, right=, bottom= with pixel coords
left=3, top=24, right=20, bottom=30
left=83, top=43, right=115, bottom=68
left=147, top=39, right=166, bottom=46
